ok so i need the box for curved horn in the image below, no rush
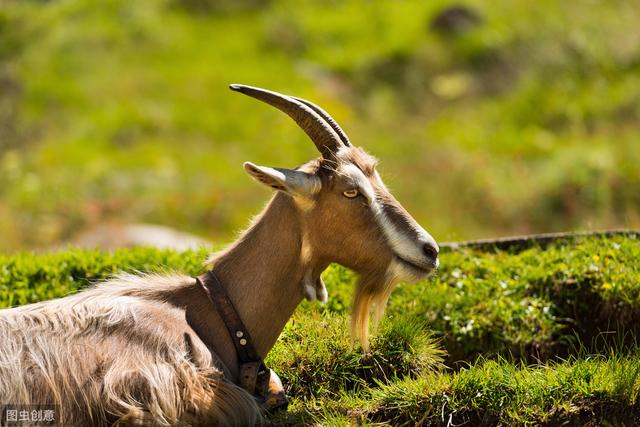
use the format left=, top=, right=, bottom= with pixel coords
left=229, top=84, right=345, bottom=158
left=291, top=96, right=351, bottom=147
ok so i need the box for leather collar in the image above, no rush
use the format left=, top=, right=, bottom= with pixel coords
left=195, top=270, right=270, bottom=398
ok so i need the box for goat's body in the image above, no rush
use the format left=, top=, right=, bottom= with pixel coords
left=0, top=193, right=310, bottom=426
left=0, top=274, right=260, bottom=426
left=0, top=84, right=439, bottom=425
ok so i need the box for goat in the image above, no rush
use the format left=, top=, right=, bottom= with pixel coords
left=0, top=84, right=439, bottom=426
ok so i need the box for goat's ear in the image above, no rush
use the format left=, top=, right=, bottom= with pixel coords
left=244, top=162, right=320, bottom=197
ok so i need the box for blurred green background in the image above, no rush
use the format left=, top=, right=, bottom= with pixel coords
left=1, top=0, right=639, bottom=252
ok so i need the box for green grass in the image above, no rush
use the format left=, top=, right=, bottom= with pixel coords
left=1, top=235, right=639, bottom=424
left=1, top=0, right=640, bottom=251
left=289, top=354, right=640, bottom=426
left=2, top=2, right=639, bottom=422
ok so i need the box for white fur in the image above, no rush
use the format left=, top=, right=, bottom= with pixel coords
left=342, top=165, right=433, bottom=268
left=302, top=270, right=316, bottom=301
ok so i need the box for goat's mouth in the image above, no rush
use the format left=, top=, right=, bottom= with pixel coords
left=394, top=255, right=436, bottom=277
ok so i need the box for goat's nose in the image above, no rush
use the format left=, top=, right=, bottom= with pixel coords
left=423, top=242, right=439, bottom=261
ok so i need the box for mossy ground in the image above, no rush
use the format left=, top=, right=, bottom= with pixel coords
left=1, top=235, right=639, bottom=425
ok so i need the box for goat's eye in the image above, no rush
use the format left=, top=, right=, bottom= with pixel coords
left=343, top=189, right=359, bottom=198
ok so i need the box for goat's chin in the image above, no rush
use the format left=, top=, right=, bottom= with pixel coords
left=389, top=256, right=435, bottom=283
left=349, top=259, right=435, bottom=351
left=350, top=271, right=395, bottom=352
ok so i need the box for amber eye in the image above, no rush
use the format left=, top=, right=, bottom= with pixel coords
left=343, top=189, right=359, bottom=198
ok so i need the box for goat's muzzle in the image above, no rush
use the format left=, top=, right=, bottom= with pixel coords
left=422, top=242, right=440, bottom=268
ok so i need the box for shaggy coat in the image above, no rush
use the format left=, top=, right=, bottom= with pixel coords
left=0, top=274, right=259, bottom=425
left=0, top=85, right=438, bottom=425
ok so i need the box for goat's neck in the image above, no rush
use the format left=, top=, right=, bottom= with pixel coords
left=191, top=193, right=311, bottom=380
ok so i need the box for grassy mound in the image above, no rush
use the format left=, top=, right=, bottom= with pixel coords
left=1, top=234, right=639, bottom=424
left=285, top=355, right=640, bottom=426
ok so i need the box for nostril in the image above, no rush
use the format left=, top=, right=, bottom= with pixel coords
left=423, top=243, right=439, bottom=260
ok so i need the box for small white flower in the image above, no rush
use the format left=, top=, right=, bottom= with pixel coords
left=460, top=319, right=475, bottom=334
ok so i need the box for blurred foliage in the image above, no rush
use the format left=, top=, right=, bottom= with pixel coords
left=1, top=0, right=639, bottom=251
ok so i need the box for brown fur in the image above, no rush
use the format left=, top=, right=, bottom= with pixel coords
left=0, top=91, right=437, bottom=424
left=0, top=274, right=259, bottom=425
